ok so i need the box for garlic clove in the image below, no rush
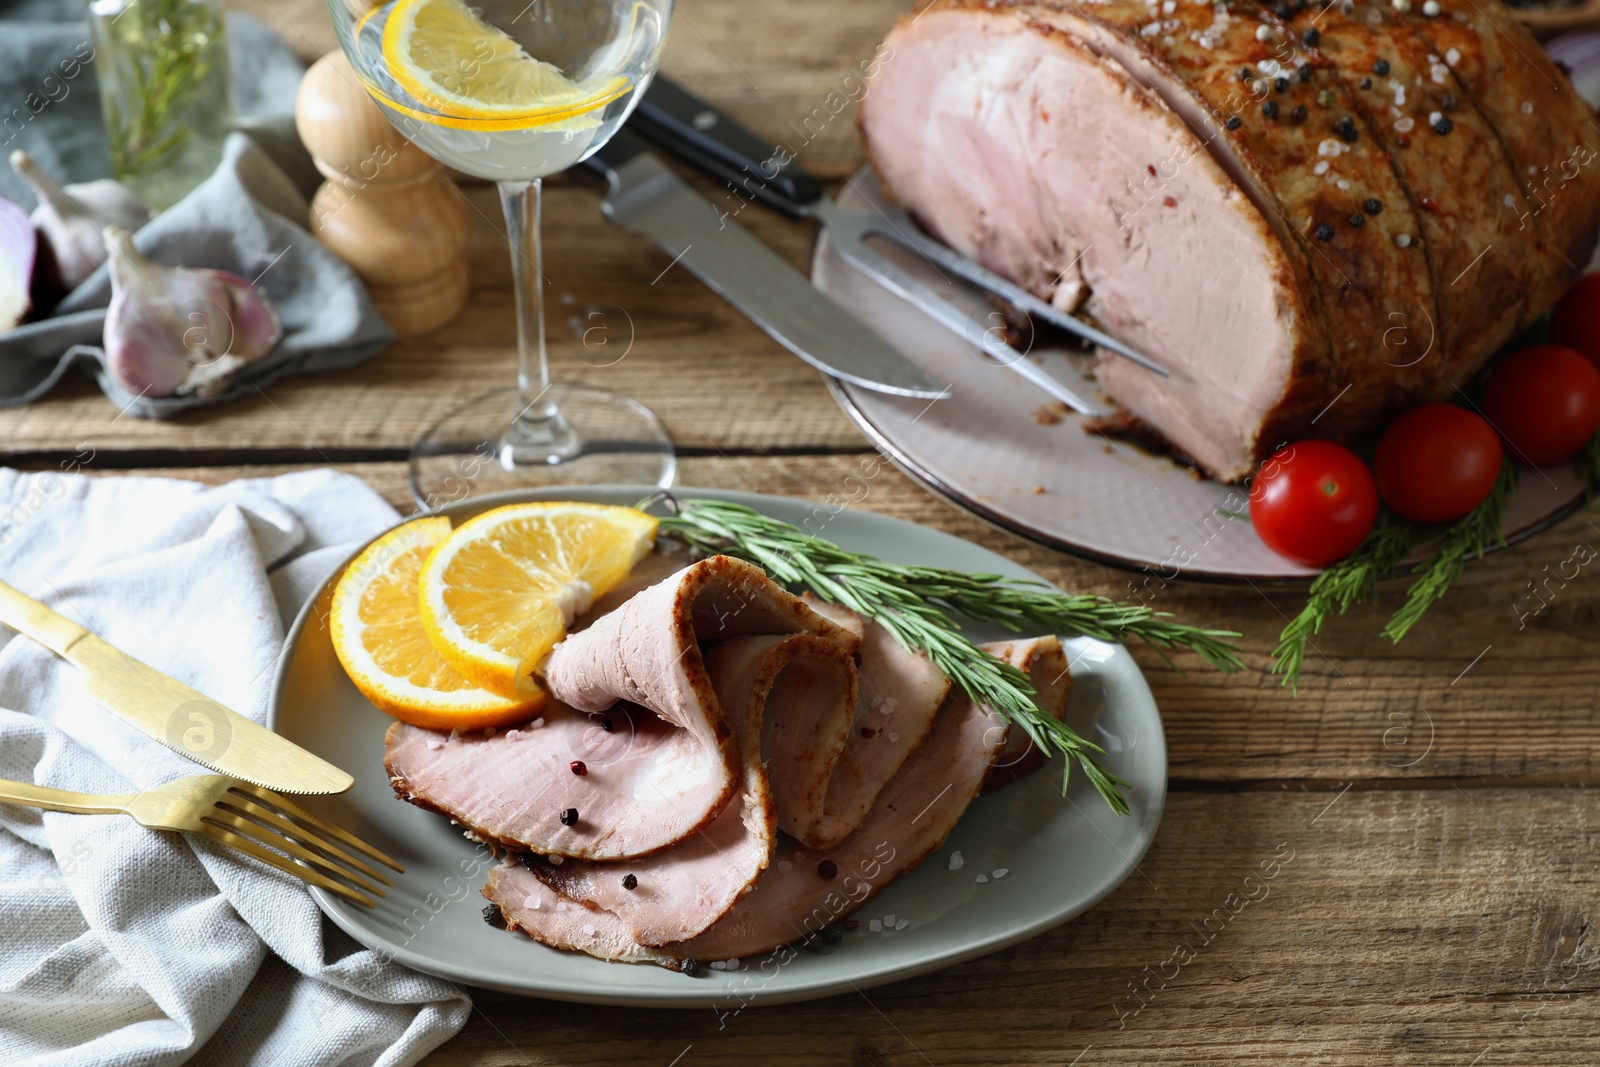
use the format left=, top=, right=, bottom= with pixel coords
left=102, top=225, right=282, bottom=399
left=209, top=268, right=283, bottom=362
left=0, top=195, right=37, bottom=331
left=10, top=150, right=152, bottom=290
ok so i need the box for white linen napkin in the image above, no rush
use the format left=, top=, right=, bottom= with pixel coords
left=0, top=467, right=470, bottom=1067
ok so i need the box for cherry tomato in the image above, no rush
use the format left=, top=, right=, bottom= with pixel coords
left=1551, top=273, right=1600, bottom=370
left=1481, top=344, right=1600, bottom=466
left=1373, top=403, right=1502, bottom=523
left=1249, top=441, right=1378, bottom=566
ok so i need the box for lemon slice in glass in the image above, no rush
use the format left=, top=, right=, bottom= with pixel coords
left=382, top=0, right=625, bottom=126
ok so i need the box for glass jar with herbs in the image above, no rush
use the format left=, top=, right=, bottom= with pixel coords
left=88, top=0, right=235, bottom=210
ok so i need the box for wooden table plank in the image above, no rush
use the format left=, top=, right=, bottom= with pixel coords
left=43, top=454, right=1600, bottom=788
left=412, top=788, right=1600, bottom=1065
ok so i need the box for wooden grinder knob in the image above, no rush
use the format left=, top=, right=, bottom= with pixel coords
left=295, top=51, right=470, bottom=337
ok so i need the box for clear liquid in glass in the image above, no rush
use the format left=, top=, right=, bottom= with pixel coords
left=349, top=0, right=666, bottom=180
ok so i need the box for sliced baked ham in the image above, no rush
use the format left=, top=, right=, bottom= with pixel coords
left=509, top=603, right=946, bottom=948
left=386, top=556, right=850, bottom=859
left=484, top=638, right=1065, bottom=966
left=858, top=0, right=1600, bottom=481
left=528, top=632, right=856, bottom=945
left=661, top=661, right=1014, bottom=963
left=485, top=679, right=1006, bottom=965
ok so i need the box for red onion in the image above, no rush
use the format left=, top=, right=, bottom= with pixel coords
left=1546, top=31, right=1600, bottom=110
left=0, top=196, right=36, bottom=332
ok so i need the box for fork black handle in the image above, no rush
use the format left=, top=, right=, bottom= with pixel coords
left=628, top=75, right=823, bottom=218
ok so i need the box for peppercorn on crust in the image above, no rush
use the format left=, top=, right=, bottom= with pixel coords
left=859, top=0, right=1600, bottom=481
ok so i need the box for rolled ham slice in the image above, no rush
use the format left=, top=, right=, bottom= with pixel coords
left=386, top=556, right=850, bottom=859
left=528, top=632, right=857, bottom=945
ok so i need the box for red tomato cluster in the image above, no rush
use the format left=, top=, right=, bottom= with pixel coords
left=1249, top=272, right=1600, bottom=568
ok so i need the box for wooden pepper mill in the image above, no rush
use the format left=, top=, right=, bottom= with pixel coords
left=294, top=51, right=470, bottom=337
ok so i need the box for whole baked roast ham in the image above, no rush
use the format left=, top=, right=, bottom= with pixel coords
left=858, top=0, right=1600, bottom=480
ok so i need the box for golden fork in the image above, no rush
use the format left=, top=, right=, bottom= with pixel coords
left=0, top=774, right=403, bottom=908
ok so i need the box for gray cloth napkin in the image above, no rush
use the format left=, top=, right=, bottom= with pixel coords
left=0, top=3, right=394, bottom=415
left=0, top=467, right=470, bottom=1067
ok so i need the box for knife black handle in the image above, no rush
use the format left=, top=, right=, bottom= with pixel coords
left=630, top=75, right=822, bottom=218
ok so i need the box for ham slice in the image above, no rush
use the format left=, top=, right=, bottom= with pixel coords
left=485, top=683, right=1005, bottom=965
left=384, top=701, right=721, bottom=860
left=801, top=595, right=952, bottom=848
left=485, top=870, right=666, bottom=967
left=528, top=632, right=857, bottom=945
left=980, top=636, right=1072, bottom=793
left=386, top=556, right=850, bottom=859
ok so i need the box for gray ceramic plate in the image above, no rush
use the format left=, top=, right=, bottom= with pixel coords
left=268, top=486, right=1167, bottom=1007
left=814, top=170, right=1588, bottom=582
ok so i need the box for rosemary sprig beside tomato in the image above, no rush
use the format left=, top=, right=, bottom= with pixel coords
left=1271, top=512, right=1420, bottom=692
left=1270, top=462, right=1518, bottom=690
left=1261, top=273, right=1600, bottom=691
left=1381, top=462, right=1517, bottom=644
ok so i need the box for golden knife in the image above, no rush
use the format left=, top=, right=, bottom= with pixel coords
left=0, top=580, right=353, bottom=795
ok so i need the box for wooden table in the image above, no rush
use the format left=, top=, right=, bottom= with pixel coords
left=15, top=1, right=1598, bottom=1061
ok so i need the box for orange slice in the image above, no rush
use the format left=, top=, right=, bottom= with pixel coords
left=418, top=502, right=658, bottom=698
left=330, top=516, right=540, bottom=730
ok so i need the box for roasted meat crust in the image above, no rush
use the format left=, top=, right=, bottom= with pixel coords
left=861, top=0, right=1600, bottom=480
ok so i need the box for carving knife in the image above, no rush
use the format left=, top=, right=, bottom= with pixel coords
left=578, top=128, right=947, bottom=400
left=0, top=581, right=353, bottom=795
left=628, top=77, right=1175, bottom=413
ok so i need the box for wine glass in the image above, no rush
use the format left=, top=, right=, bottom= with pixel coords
left=328, top=0, right=676, bottom=507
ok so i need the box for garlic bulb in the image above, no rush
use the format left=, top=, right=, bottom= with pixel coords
left=10, top=150, right=152, bottom=289
left=103, top=225, right=282, bottom=398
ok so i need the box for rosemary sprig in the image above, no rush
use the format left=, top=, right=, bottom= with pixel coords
left=101, top=0, right=224, bottom=178
left=649, top=498, right=1245, bottom=816
left=1271, top=458, right=1519, bottom=689
left=1381, top=460, right=1516, bottom=642
left=1272, top=511, right=1421, bottom=692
